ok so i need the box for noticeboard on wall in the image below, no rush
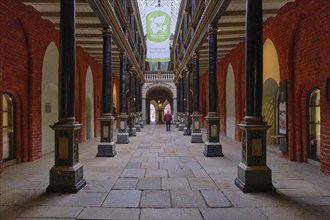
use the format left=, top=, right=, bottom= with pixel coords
left=278, top=80, right=288, bottom=153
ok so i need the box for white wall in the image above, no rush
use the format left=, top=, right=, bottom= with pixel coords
left=41, top=42, right=59, bottom=154
left=226, top=64, right=236, bottom=139
left=85, top=66, right=94, bottom=139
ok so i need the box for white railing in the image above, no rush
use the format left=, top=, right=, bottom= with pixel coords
left=144, top=71, right=175, bottom=82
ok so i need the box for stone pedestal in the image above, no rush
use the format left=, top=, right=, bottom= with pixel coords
left=179, top=113, right=185, bottom=131
left=183, top=113, right=191, bottom=136
left=47, top=122, right=86, bottom=193
left=135, top=113, right=141, bottom=132
left=129, top=113, right=137, bottom=137
left=97, top=115, right=116, bottom=157
left=191, top=113, right=203, bottom=143
left=203, top=113, right=223, bottom=157
left=176, top=113, right=180, bottom=128
left=116, top=114, right=129, bottom=144
left=235, top=121, right=275, bottom=193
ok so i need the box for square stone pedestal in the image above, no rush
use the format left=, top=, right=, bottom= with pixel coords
left=116, top=114, right=130, bottom=144
left=203, top=113, right=223, bottom=157
left=191, top=113, right=203, bottom=143
left=47, top=122, right=86, bottom=193
left=97, top=115, right=116, bottom=157
left=235, top=121, right=275, bottom=193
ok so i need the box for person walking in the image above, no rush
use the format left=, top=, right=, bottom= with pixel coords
left=164, top=110, right=172, bottom=131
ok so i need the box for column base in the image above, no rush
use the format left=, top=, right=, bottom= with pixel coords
left=235, top=162, right=275, bottom=193
left=183, top=127, right=191, bottom=136
left=47, top=163, right=86, bottom=193
left=129, top=128, right=136, bottom=137
left=176, top=122, right=180, bottom=128
left=97, top=142, right=116, bottom=157
left=139, top=122, right=144, bottom=128
left=135, top=124, right=141, bottom=132
left=191, top=133, right=203, bottom=143
left=116, top=133, right=130, bottom=144
left=203, top=142, right=224, bottom=157
left=179, top=124, right=185, bottom=131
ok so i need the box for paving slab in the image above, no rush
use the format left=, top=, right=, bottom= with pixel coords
left=145, top=169, right=168, bottom=177
left=140, top=208, right=203, bottom=220
left=18, top=206, right=83, bottom=218
left=136, top=177, right=161, bottom=190
left=102, top=190, right=141, bottom=207
left=82, top=179, right=116, bottom=192
left=78, top=207, right=140, bottom=219
left=168, top=168, right=195, bottom=178
left=200, top=207, right=267, bottom=220
left=120, top=168, right=146, bottom=178
left=162, top=178, right=191, bottom=190
left=188, top=177, right=218, bottom=190
left=113, top=178, right=138, bottom=189
left=171, top=190, right=207, bottom=208
left=259, top=206, right=330, bottom=220
left=140, top=190, right=171, bottom=208
left=201, top=190, right=232, bottom=207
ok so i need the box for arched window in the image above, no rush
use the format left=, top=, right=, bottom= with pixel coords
left=2, top=93, right=15, bottom=161
left=308, top=89, right=321, bottom=161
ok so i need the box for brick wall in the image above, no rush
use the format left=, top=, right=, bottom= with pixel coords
left=0, top=0, right=106, bottom=173
left=216, top=0, right=330, bottom=175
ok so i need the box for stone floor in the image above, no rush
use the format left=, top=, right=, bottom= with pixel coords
left=0, top=123, right=329, bottom=220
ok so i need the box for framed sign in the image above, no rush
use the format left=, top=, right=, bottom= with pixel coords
left=278, top=80, right=288, bottom=153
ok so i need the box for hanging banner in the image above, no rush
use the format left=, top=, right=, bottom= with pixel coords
left=146, top=7, right=171, bottom=62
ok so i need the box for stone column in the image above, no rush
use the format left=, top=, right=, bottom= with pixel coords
left=47, top=0, right=86, bottom=193
left=235, top=0, right=275, bottom=193
left=183, top=68, right=191, bottom=136
left=135, top=77, right=141, bottom=132
left=179, top=76, right=185, bottom=131
left=116, top=53, right=129, bottom=144
left=191, top=52, right=203, bottom=143
left=139, top=82, right=144, bottom=128
left=97, top=26, right=116, bottom=157
left=128, top=69, right=136, bottom=137
left=176, top=82, right=180, bottom=128
left=203, top=24, right=223, bottom=157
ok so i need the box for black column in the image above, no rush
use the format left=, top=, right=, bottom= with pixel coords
left=135, top=77, right=139, bottom=113
left=180, top=77, right=184, bottom=113
left=245, top=0, right=263, bottom=119
left=177, top=82, right=181, bottom=113
left=59, top=0, right=76, bottom=121
left=208, top=25, right=217, bottom=113
left=97, top=26, right=116, bottom=157
left=139, top=82, right=142, bottom=112
left=48, top=0, right=85, bottom=193
left=235, top=0, right=275, bottom=193
left=102, top=27, right=112, bottom=115
left=192, top=53, right=200, bottom=113
left=120, top=53, right=127, bottom=114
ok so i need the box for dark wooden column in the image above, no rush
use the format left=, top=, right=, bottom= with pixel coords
left=178, top=76, right=185, bottom=131
left=128, top=68, right=136, bottom=137
left=203, top=24, right=223, bottom=157
left=48, top=0, right=86, bottom=193
left=116, top=53, right=129, bottom=144
left=176, top=82, right=181, bottom=128
left=183, top=68, right=191, bottom=136
left=235, top=0, right=275, bottom=193
left=134, top=76, right=141, bottom=131
left=97, top=26, right=116, bottom=157
left=191, top=52, right=203, bottom=143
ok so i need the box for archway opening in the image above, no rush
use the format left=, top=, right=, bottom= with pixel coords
left=2, top=93, right=15, bottom=161
left=226, top=64, right=235, bottom=139
left=150, top=103, right=156, bottom=122
left=41, top=42, right=59, bottom=154
left=85, top=66, right=94, bottom=139
left=263, top=38, right=280, bottom=145
left=308, top=89, right=321, bottom=161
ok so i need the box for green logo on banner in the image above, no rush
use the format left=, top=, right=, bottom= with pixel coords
left=146, top=10, right=170, bottom=42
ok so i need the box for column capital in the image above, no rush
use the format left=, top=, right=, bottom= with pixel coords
left=208, top=24, right=218, bottom=34
left=102, top=26, right=113, bottom=35
left=120, top=52, right=127, bottom=60
left=192, top=52, right=199, bottom=59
